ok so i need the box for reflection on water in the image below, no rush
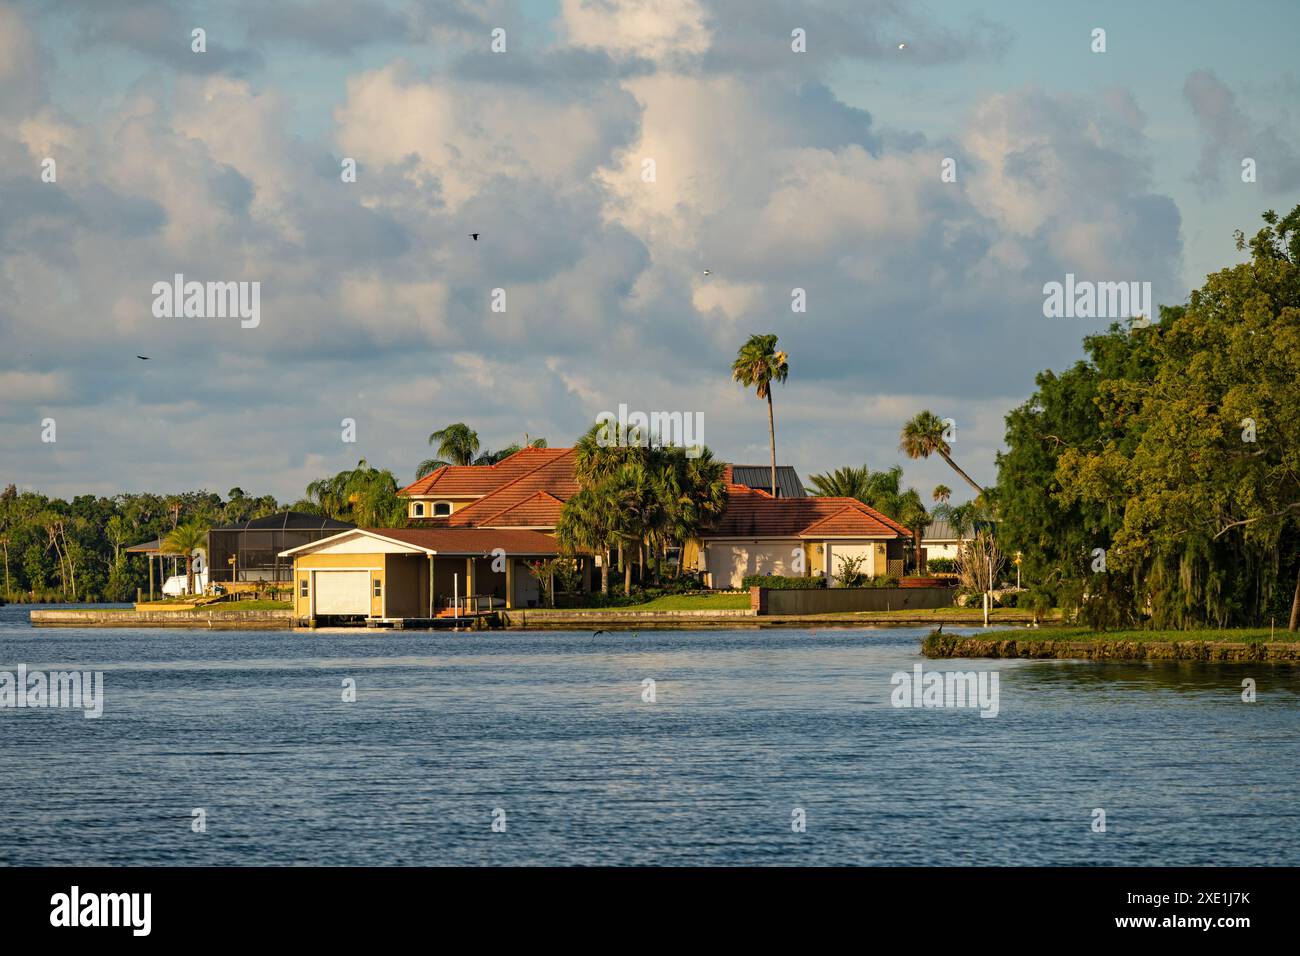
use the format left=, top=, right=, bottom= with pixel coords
left=1, top=604, right=1297, bottom=866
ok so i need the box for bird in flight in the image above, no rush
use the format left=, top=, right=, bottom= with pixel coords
left=702, top=269, right=712, bottom=276
left=136, top=355, right=150, bottom=360
left=469, top=233, right=480, bottom=241
left=897, top=42, right=907, bottom=50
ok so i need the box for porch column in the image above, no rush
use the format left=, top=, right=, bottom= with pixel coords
left=465, top=557, right=476, bottom=612
left=428, top=555, right=434, bottom=618
left=505, top=559, right=515, bottom=609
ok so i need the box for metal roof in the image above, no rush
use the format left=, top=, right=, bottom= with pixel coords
left=125, top=538, right=164, bottom=553
left=210, top=511, right=356, bottom=533
left=728, top=465, right=806, bottom=499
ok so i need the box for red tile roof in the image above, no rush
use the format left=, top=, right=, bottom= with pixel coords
left=399, top=447, right=910, bottom=541
left=478, top=491, right=566, bottom=528
left=705, top=485, right=911, bottom=539
left=446, top=450, right=579, bottom=527
left=362, top=527, right=559, bottom=555
left=398, top=446, right=569, bottom=497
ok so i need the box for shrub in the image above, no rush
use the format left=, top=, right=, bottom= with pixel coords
left=741, top=574, right=827, bottom=590
left=925, top=557, right=956, bottom=574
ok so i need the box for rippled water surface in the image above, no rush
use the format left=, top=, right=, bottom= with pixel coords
left=2, top=603, right=1297, bottom=865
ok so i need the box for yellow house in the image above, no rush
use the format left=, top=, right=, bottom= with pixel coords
left=279, top=527, right=560, bottom=624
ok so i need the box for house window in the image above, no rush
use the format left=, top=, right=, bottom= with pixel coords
left=299, top=578, right=308, bottom=598
left=412, top=502, right=425, bottom=517
left=433, top=502, right=452, bottom=517
left=373, top=578, right=382, bottom=598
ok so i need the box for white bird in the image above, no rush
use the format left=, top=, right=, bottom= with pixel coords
left=898, top=42, right=907, bottom=50
left=702, top=269, right=712, bottom=276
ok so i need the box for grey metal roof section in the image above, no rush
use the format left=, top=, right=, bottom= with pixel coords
left=923, top=517, right=996, bottom=541
left=210, top=511, right=356, bottom=532
left=729, top=465, right=806, bottom=498
left=923, top=518, right=959, bottom=541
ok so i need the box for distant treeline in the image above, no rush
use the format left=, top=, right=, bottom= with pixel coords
left=0, top=458, right=409, bottom=603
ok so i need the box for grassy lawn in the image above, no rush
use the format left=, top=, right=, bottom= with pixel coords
left=849, top=607, right=1058, bottom=620
left=205, top=600, right=293, bottom=611
left=129, top=599, right=292, bottom=612
left=533, top=593, right=753, bottom=612
left=978, top=626, right=1296, bottom=644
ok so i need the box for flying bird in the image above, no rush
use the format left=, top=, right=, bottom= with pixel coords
left=702, top=269, right=712, bottom=276
left=898, top=42, right=907, bottom=50
left=469, top=233, right=480, bottom=241
left=592, top=630, right=608, bottom=638
left=136, top=355, right=150, bottom=360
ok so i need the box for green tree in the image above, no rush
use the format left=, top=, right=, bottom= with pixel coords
left=1056, top=207, right=1300, bottom=630
left=732, top=334, right=789, bottom=498
left=418, top=423, right=481, bottom=477
left=162, top=522, right=207, bottom=595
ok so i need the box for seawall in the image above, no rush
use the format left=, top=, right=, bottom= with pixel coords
left=31, top=609, right=294, bottom=629
left=922, top=633, right=1300, bottom=662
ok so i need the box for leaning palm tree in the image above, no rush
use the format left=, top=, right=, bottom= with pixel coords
left=732, top=334, right=789, bottom=497
left=418, top=423, right=480, bottom=477
left=162, top=522, right=207, bottom=595
left=899, top=410, right=984, bottom=496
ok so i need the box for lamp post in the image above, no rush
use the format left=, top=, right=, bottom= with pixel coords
left=1014, top=551, right=1022, bottom=589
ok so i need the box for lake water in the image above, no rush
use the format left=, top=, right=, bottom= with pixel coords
left=2, top=603, right=1297, bottom=866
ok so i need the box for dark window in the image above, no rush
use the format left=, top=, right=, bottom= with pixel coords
left=433, top=502, right=452, bottom=517
left=413, top=503, right=425, bottom=516
left=373, top=579, right=382, bottom=597
left=299, top=578, right=308, bottom=598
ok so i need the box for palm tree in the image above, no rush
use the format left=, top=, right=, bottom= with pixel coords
left=732, top=334, right=789, bottom=497
left=807, top=465, right=872, bottom=500
left=932, top=484, right=951, bottom=504
left=556, top=486, right=619, bottom=594
left=896, top=489, right=931, bottom=575
left=899, top=410, right=984, bottom=497
left=418, top=423, right=481, bottom=478
left=162, top=522, right=207, bottom=595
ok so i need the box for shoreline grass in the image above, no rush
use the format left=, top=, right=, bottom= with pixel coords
left=976, top=626, right=1297, bottom=644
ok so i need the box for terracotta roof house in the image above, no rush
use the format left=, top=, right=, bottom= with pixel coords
left=276, top=448, right=914, bottom=624
left=694, top=482, right=912, bottom=589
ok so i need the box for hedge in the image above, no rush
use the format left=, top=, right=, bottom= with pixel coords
left=741, top=574, right=827, bottom=590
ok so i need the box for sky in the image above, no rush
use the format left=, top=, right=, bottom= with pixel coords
left=2, top=0, right=1298, bottom=504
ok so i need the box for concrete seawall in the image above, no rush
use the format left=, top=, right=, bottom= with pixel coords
left=923, top=634, right=1300, bottom=662
left=31, top=609, right=294, bottom=629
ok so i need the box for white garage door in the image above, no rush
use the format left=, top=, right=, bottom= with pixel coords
left=314, top=571, right=371, bottom=615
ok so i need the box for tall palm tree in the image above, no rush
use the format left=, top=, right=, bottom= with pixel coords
left=162, top=522, right=207, bottom=595
left=899, top=410, right=984, bottom=497
left=932, top=484, right=951, bottom=504
left=418, top=423, right=481, bottom=478
left=732, top=334, right=789, bottom=497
